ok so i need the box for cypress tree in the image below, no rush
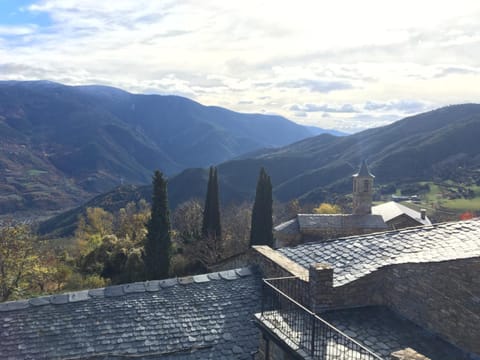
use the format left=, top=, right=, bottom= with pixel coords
left=144, top=170, right=172, bottom=280
left=201, top=166, right=222, bottom=240
left=250, top=167, right=273, bottom=246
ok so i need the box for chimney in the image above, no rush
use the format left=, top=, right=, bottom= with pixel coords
left=420, top=209, right=426, bottom=220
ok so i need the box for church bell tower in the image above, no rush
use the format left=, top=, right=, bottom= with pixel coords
left=352, top=160, right=374, bottom=215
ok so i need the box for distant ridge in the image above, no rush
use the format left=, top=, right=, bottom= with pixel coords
left=170, top=103, right=480, bottom=205
left=39, top=104, right=480, bottom=238
left=0, top=80, right=327, bottom=215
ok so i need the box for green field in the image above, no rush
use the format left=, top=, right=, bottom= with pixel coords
left=28, top=169, right=48, bottom=176
left=386, top=181, right=480, bottom=219
left=441, top=198, right=480, bottom=211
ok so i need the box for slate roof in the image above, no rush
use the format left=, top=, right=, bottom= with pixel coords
left=321, top=306, right=470, bottom=359
left=372, top=201, right=432, bottom=226
left=278, top=218, right=480, bottom=286
left=0, top=267, right=260, bottom=360
left=274, top=214, right=388, bottom=234
left=353, top=160, right=374, bottom=178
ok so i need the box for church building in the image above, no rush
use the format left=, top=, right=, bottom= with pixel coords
left=274, top=161, right=430, bottom=247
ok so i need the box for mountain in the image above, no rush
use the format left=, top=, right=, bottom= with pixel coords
left=206, top=104, right=480, bottom=203
left=305, top=126, right=348, bottom=137
left=40, top=104, right=480, bottom=238
left=0, top=80, right=316, bottom=215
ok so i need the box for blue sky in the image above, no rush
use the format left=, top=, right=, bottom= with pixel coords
left=0, top=1, right=49, bottom=26
left=0, top=1, right=479, bottom=133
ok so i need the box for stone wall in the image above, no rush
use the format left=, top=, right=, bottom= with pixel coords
left=329, top=257, right=480, bottom=355
left=251, top=244, right=480, bottom=356
left=383, top=258, right=480, bottom=355
left=250, top=246, right=308, bottom=280
left=255, top=333, right=300, bottom=360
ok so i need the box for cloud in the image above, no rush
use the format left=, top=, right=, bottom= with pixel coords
left=238, top=100, right=253, bottom=105
left=278, top=79, right=353, bottom=93
left=0, top=62, right=52, bottom=79
left=0, top=25, right=37, bottom=36
left=0, top=1, right=479, bottom=134
left=293, top=111, right=307, bottom=118
left=434, top=66, right=479, bottom=78
left=290, top=103, right=357, bottom=113
left=364, top=100, right=427, bottom=114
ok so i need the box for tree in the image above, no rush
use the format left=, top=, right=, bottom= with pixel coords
left=144, top=170, right=172, bottom=280
left=115, top=200, right=149, bottom=243
left=0, top=222, right=54, bottom=302
left=313, top=203, right=342, bottom=214
left=223, top=202, right=252, bottom=257
left=172, top=199, right=203, bottom=245
left=250, top=167, right=274, bottom=246
left=75, top=207, right=114, bottom=255
left=201, top=167, right=222, bottom=240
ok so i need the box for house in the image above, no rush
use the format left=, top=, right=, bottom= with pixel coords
left=372, top=201, right=432, bottom=229
left=1, top=219, right=479, bottom=359
left=274, top=162, right=435, bottom=247
left=274, top=161, right=389, bottom=247
left=0, top=267, right=261, bottom=359
left=253, top=218, right=480, bottom=359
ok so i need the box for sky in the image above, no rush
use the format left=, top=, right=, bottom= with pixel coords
left=0, top=1, right=479, bottom=133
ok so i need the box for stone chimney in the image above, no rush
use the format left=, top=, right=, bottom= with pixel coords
left=309, top=263, right=333, bottom=312
left=420, top=209, right=426, bottom=220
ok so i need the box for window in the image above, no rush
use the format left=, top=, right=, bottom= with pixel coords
left=363, top=180, right=370, bottom=192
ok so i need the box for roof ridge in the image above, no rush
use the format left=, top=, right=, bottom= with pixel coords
left=0, top=266, right=255, bottom=313
left=288, top=217, right=480, bottom=248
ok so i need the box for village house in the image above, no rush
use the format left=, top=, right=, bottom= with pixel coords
left=1, top=217, right=479, bottom=359
left=0, top=162, right=478, bottom=359
left=274, top=161, right=431, bottom=247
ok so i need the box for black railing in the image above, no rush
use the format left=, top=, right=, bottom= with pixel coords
left=260, top=278, right=384, bottom=360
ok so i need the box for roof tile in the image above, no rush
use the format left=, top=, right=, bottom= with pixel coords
left=88, top=288, right=105, bottom=298
left=193, top=274, right=210, bottom=283
left=0, top=300, right=29, bottom=312
left=49, top=294, right=69, bottom=304
left=0, top=267, right=260, bottom=359
left=123, top=282, right=146, bottom=293
left=159, top=278, right=178, bottom=288
left=178, top=276, right=194, bottom=285
left=219, top=270, right=238, bottom=281
left=279, top=218, right=480, bottom=286
left=29, top=297, right=51, bottom=307
left=68, top=290, right=90, bottom=302
left=104, top=285, right=125, bottom=297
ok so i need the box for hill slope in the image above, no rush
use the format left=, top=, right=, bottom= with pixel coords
left=40, top=104, right=480, bottom=237
left=0, top=80, right=319, bottom=215
left=209, top=104, right=480, bottom=203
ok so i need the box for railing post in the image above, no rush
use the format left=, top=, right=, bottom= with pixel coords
left=310, top=312, right=316, bottom=357
left=261, top=280, right=265, bottom=315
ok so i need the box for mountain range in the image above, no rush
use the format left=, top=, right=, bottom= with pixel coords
left=0, top=80, right=335, bottom=215
left=39, top=103, right=480, bottom=237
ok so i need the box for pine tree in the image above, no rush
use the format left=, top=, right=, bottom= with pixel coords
left=250, top=167, right=273, bottom=246
left=144, top=170, right=172, bottom=280
left=201, top=166, right=222, bottom=240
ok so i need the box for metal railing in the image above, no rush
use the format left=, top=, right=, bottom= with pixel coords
left=260, top=277, right=384, bottom=360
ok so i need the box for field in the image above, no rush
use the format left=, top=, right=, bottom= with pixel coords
left=383, top=181, right=480, bottom=222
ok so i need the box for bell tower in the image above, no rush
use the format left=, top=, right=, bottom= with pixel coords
left=352, top=160, right=374, bottom=215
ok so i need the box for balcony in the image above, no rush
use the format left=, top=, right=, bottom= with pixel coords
left=256, top=276, right=384, bottom=360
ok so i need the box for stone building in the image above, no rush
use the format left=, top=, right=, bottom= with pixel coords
left=274, top=161, right=388, bottom=247
left=1, top=219, right=479, bottom=359
left=274, top=161, right=433, bottom=247
left=372, top=201, right=432, bottom=229
left=254, top=218, right=480, bottom=359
